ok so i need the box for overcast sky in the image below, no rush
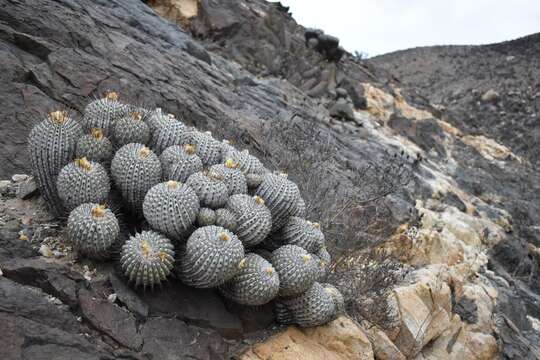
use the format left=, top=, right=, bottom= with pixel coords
left=277, top=0, right=540, bottom=57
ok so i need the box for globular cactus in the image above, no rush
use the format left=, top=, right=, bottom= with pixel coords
left=224, top=194, right=272, bottom=247
left=29, top=110, right=83, bottom=216
left=178, top=226, right=244, bottom=288
left=209, top=160, right=247, bottom=195
left=275, top=282, right=343, bottom=327
left=313, top=246, right=331, bottom=282
left=67, top=203, right=119, bottom=259
left=214, top=208, right=238, bottom=232
left=291, top=196, right=307, bottom=218
left=57, top=158, right=110, bottom=211
left=255, top=173, right=302, bottom=231
left=160, top=144, right=203, bottom=182
left=197, top=207, right=216, bottom=226
left=146, top=108, right=171, bottom=132
left=323, top=283, right=345, bottom=315
left=111, top=144, right=162, bottom=214
left=278, top=217, right=325, bottom=254
left=113, top=111, right=150, bottom=148
left=76, top=128, right=113, bottom=164
left=185, top=170, right=229, bottom=209
left=220, top=139, right=236, bottom=156
left=120, top=230, right=175, bottom=288
left=270, top=245, right=318, bottom=297
left=191, top=131, right=222, bottom=166
left=82, top=91, right=129, bottom=135
left=219, top=253, right=280, bottom=305
left=149, top=115, right=190, bottom=154
left=222, top=150, right=267, bottom=188
left=143, top=181, right=200, bottom=240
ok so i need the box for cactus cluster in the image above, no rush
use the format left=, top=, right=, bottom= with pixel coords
left=28, top=93, right=341, bottom=327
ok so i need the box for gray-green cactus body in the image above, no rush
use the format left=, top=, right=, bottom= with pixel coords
left=275, top=282, right=340, bottom=327
left=313, top=246, right=331, bottom=281
left=222, top=150, right=267, bottom=188
left=197, top=207, right=216, bottom=226
left=255, top=173, right=302, bottom=231
left=209, top=163, right=247, bottom=195
left=185, top=171, right=229, bottom=209
left=82, top=92, right=129, bottom=135
left=322, top=283, right=345, bottom=314
left=149, top=116, right=190, bottom=154
left=160, top=145, right=203, bottom=182
left=278, top=217, right=325, bottom=253
left=29, top=111, right=83, bottom=216
left=143, top=181, right=200, bottom=240
left=214, top=208, right=237, bottom=232
left=67, top=203, right=119, bottom=259
left=178, top=226, right=244, bottom=288
left=76, top=129, right=113, bottom=164
left=146, top=108, right=171, bottom=132
left=111, top=144, right=162, bottom=215
left=270, top=244, right=318, bottom=297
left=225, top=194, right=272, bottom=247
left=291, top=196, right=307, bottom=218
left=113, top=112, right=150, bottom=148
left=192, top=131, right=222, bottom=166
left=219, top=253, right=280, bottom=305
left=120, top=230, right=175, bottom=288
left=57, top=158, right=110, bottom=211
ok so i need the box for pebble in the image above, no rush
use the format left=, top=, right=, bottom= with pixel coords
left=11, top=174, right=29, bottom=182
left=0, top=267, right=3, bottom=276
left=107, top=293, right=117, bottom=303
left=17, top=177, right=38, bottom=199
left=39, top=244, right=53, bottom=257
left=0, top=180, right=11, bottom=194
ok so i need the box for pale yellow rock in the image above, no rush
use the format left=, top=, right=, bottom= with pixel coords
left=241, top=316, right=374, bottom=360
left=363, top=323, right=405, bottom=360
left=148, top=0, right=198, bottom=26
left=462, top=134, right=520, bottom=163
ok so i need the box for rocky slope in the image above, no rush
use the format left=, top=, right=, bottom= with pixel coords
left=1, top=0, right=539, bottom=359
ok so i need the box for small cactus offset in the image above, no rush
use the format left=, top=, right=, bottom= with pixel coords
left=160, top=144, right=203, bottom=182
left=275, top=282, right=343, bottom=327
left=82, top=91, right=129, bottom=135
left=178, top=226, right=244, bottom=288
left=197, top=207, right=216, bottom=226
left=222, top=150, right=266, bottom=188
left=143, top=181, right=200, bottom=240
left=111, top=144, right=162, bottom=215
left=113, top=111, right=150, bottom=148
left=209, top=160, right=248, bottom=195
left=145, top=108, right=171, bottom=132
left=120, top=230, right=175, bottom=288
left=219, top=253, right=280, bottom=306
left=185, top=170, right=229, bottom=209
left=76, top=128, right=113, bottom=164
left=225, top=194, right=272, bottom=247
left=255, top=173, right=302, bottom=231
left=313, top=246, right=331, bottom=282
left=270, top=244, right=318, bottom=297
left=67, top=203, right=119, bottom=259
left=214, top=208, right=238, bottom=232
left=278, top=217, right=325, bottom=254
left=57, top=157, right=110, bottom=211
left=29, top=110, right=83, bottom=216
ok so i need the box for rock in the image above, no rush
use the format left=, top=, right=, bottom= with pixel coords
left=11, top=174, right=29, bottom=182
left=79, top=288, right=143, bottom=351
left=185, top=40, right=212, bottom=65
left=242, top=316, right=374, bottom=360
left=390, top=267, right=452, bottom=357
left=141, top=317, right=230, bottom=359
left=336, top=87, right=348, bottom=99
left=329, top=98, right=355, bottom=121
left=109, top=273, right=149, bottom=319
left=140, top=280, right=243, bottom=338
left=16, top=177, right=38, bottom=199
left=363, top=324, right=406, bottom=360
left=454, top=296, right=478, bottom=324
left=0, top=180, right=11, bottom=195
left=481, top=89, right=500, bottom=103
